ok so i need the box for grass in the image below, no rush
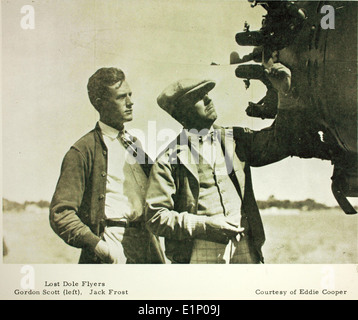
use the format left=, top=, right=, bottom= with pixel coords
left=261, top=209, right=357, bottom=263
left=3, top=209, right=80, bottom=264
left=2, top=208, right=357, bottom=264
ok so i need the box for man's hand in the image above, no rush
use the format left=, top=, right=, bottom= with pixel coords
left=94, top=240, right=113, bottom=263
left=264, top=62, right=291, bottom=94
left=205, top=215, right=244, bottom=239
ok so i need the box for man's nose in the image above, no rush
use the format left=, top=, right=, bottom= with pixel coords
left=126, top=95, right=133, bottom=107
left=203, top=95, right=212, bottom=105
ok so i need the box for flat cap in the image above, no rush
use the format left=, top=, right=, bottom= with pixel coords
left=157, top=79, right=216, bottom=116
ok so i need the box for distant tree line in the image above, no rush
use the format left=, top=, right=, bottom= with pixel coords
left=3, top=198, right=50, bottom=212
left=257, top=195, right=331, bottom=210
left=1, top=196, right=347, bottom=212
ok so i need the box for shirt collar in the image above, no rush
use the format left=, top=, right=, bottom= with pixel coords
left=184, top=126, right=216, bottom=143
left=98, top=121, right=123, bottom=140
left=184, top=126, right=214, bottom=138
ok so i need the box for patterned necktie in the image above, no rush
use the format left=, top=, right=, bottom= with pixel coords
left=118, top=131, right=138, bottom=158
left=117, top=131, right=152, bottom=175
left=197, top=130, right=218, bottom=166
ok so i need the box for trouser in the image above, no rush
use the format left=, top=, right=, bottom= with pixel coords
left=190, top=217, right=260, bottom=264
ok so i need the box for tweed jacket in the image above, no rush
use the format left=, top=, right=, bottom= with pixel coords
left=145, top=124, right=290, bottom=263
left=50, top=122, right=163, bottom=264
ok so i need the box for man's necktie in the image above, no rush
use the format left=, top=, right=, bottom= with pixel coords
left=118, top=132, right=138, bottom=158
left=198, top=130, right=218, bottom=143
left=198, top=130, right=218, bottom=166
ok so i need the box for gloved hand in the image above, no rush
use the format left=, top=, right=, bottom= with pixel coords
left=205, top=215, right=244, bottom=244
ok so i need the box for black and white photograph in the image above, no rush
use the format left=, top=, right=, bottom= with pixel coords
left=1, top=0, right=357, bottom=301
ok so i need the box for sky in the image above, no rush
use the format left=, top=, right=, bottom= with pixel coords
left=1, top=0, right=357, bottom=207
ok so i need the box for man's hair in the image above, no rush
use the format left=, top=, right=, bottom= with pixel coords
left=87, top=67, right=125, bottom=110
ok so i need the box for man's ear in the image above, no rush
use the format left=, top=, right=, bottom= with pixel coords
left=95, top=97, right=102, bottom=109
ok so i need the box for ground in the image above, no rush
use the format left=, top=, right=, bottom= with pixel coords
left=2, top=208, right=357, bottom=264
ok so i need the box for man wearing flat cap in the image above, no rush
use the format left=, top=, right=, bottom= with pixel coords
left=145, top=63, right=292, bottom=264
left=50, top=67, right=164, bottom=264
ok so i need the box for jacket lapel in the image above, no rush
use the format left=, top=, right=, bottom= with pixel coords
left=175, top=131, right=199, bottom=183
left=173, top=127, right=247, bottom=194
left=217, top=126, right=246, bottom=199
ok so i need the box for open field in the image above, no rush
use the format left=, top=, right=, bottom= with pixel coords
left=2, top=208, right=357, bottom=264
left=3, top=208, right=80, bottom=264
left=261, top=209, right=357, bottom=263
